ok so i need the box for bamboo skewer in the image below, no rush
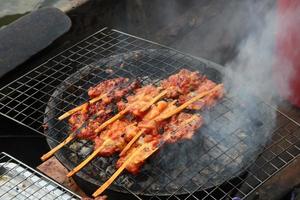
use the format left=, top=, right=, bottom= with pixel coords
left=92, top=145, right=159, bottom=197
left=58, top=94, right=106, bottom=121
left=94, top=90, right=167, bottom=134
left=157, top=84, right=223, bottom=121
left=67, top=91, right=167, bottom=177
left=41, top=110, right=105, bottom=162
left=94, top=109, right=129, bottom=133
left=119, top=129, right=145, bottom=156
left=67, top=139, right=112, bottom=177
left=41, top=133, right=76, bottom=161
left=140, top=90, right=167, bottom=112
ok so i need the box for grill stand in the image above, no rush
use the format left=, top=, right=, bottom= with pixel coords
left=0, top=28, right=299, bottom=199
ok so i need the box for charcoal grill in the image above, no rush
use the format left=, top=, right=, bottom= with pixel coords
left=0, top=28, right=299, bottom=200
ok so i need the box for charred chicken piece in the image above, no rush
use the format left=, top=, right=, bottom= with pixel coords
left=88, top=77, right=140, bottom=103
left=117, top=85, right=161, bottom=117
left=93, top=100, right=169, bottom=157
left=116, top=134, right=161, bottom=174
left=117, top=113, right=203, bottom=174
left=68, top=78, right=140, bottom=139
left=163, top=113, right=203, bottom=143
left=93, top=119, right=133, bottom=157
left=137, top=100, right=176, bottom=134
left=178, top=79, right=224, bottom=110
left=161, top=69, right=205, bottom=98
left=68, top=101, right=113, bottom=140
left=88, top=77, right=128, bottom=98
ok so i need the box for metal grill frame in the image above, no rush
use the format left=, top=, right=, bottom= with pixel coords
left=0, top=152, right=81, bottom=199
left=0, top=27, right=299, bottom=200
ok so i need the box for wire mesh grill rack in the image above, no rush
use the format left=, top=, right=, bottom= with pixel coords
left=0, top=27, right=299, bottom=200
left=0, top=152, right=81, bottom=199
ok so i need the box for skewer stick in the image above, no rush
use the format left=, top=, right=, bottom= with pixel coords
left=119, top=129, right=145, bottom=156
left=158, top=84, right=223, bottom=121
left=94, top=109, right=129, bottom=133
left=140, top=90, right=167, bottom=112
left=119, top=100, right=177, bottom=157
left=42, top=110, right=105, bottom=162
left=92, top=145, right=158, bottom=197
left=41, top=133, right=76, bottom=161
left=58, top=94, right=106, bottom=121
left=67, top=139, right=112, bottom=177
left=185, top=115, right=199, bottom=124
left=94, top=90, right=167, bottom=134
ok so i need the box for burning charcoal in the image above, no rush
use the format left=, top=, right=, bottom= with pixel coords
left=105, top=68, right=113, bottom=74
left=106, top=165, right=115, bottom=176
left=42, top=123, right=48, bottom=131
left=141, top=76, right=152, bottom=85
left=166, top=182, right=179, bottom=193
left=119, top=176, right=134, bottom=188
left=97, top=157, right=109, bottom=168
left=98, top=171, right=107, bottom=180
left=79, top=146, right=93, bottom=157
left=150, top=183, right=161, bottom=193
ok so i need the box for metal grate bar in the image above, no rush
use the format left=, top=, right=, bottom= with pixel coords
left=0, top=152, right=81, bottom=199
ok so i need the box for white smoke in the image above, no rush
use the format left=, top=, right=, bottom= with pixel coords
left=225, top=8, right=279, bottom=103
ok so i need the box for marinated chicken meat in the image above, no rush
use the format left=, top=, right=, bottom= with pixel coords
left=93, top=100, right=169, bottom=157
left=66, top=69, right=224, bottom=175
left=178, top=79, right=224, bottom=110
left=116, top=134, right=160, bottom=174
left=88, top=77, right=140, bottom=103
left=161, top=69, right=205, bottom=98
left=163, top=113, right=203, bottom=143
left=93, top=119, right=133, bottom=157
left=68, top=101, right=113, bottom=139
left=137, top=100, right=176, bottom=133
left=88, top=77, right=126, bottom=98
left=117, top=85, right=160, bottom=117
left=68, top=78, right=140, bottom=139
left=117, top=112, right=203, bottom=174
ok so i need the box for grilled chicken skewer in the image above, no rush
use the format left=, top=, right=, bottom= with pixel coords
left=67, top=69, right=223, bottom=176
left=93, top=88, right=167, bottom=133
left=43, top=69, right=210, bottom=161
left=117, top=113, right=203, bottom=174
left=120, top=83, right=223, bottom=156
left=58, top=78, right=134, bottom=120
left=41, top=103, right=111, bottom=161
left=93, top=84, right=223, bottom=197
left=41, top=78, right=140, bottom=161
left=92, top=142, right=159, bottom=197
left=93, top=112, right=203, bottom=197
left=66, top=87, right=167, bottom=177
